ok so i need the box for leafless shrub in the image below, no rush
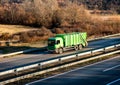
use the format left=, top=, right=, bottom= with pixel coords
left=0, top=0, right=120, bottom=42
left=18, top=27, right=53, bottom=42
left=54, top=28, right=64, bottom=34
left=0, top=33, right=11, bottom=40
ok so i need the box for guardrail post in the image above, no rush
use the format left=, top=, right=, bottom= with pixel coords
left=9, top=41, right=13, bottom=46
left=59, top=58, right=62, bottom=64
left=38, top=63, right=42, bottom=70
left=91, top=51, right=93, bottom=56
left=115, top=44, right=120, bottom=48
left=6, top=41, right=10, bottom=46
left=14, top=69, right=18, bottom=76
left=76, top=54, right=79, bottom=60
left=114, top=45, right=117, bottom=48
left=104, top=48, right=106, bottom=53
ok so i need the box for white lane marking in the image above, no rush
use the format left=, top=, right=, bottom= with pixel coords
left=106, top=78, right=120, bottom=85
left=26, top=56, right=120, bottom=85
left=103, top=64, right=120, bottom=72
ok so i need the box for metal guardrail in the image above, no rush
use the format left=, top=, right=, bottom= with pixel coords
left=1, top=45, right=120, bottom=85
left=0, top=43, right=120, bottom=77
left=87, top=33, right=120, bottom=41
left=0, top=40, right=19, bottom=46
left=0, top=33, right=120, bottom=58
left=0, top=47, right=46, bottom=58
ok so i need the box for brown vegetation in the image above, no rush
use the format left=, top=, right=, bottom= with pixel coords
left=0, top=0, right=120, bottom=43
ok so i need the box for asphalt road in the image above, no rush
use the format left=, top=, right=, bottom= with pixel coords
left=0, top=36, right=120, bottom=71
left=26, top=55, right=120, bottom=85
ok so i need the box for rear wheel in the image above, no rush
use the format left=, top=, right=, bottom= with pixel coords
left=85, top=41, right=88, bottom=46
left=74, top=45, right=79, bottom=51
left=78, top=44, right=82, bottom=50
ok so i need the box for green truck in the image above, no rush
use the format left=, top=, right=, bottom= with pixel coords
left=47, top=32, right=88, bottom=54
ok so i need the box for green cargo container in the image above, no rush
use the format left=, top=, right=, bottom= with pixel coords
left=48, top=32, right=88, bottom=54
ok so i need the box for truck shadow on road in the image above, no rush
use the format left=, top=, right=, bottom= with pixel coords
left=0, top=46, right=40, bottom=54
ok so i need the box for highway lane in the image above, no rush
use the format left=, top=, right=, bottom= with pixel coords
left=0, top=36, right=120, bottom=71
left=26, top=55, right=120, bottom=85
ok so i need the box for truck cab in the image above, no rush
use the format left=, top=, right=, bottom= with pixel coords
left=47, top=37, right=64, bottom=53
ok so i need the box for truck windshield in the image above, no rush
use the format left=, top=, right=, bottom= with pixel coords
left=48, top=40, right=56, bottom=46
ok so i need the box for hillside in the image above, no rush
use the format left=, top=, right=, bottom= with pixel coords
left=0, top=0, right=120, bottom=13
left=0, top=0, right=120, bottom=44
left=76, top=0, right=120, bottom=13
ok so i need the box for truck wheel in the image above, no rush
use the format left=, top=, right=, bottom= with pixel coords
left=55, top=49, right=59, bottom=54
left=78, top=44, right=82, bottom=50
left=58, top=48, right=63, bottom=54
left=74, top=45, right=79, bottom=51
left=85, top=42, right=88, bottom=46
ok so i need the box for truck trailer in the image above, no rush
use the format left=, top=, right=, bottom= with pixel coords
left=47, top=32, right=88, bottom=54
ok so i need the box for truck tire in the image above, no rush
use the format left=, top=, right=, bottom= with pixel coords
left=55, top=49, right=59, bottom=54
left=58, top=48, right=63, bottom=54
left=78, top=44, right=82, bottom=50
left=85, top=42, right=88, bottom=46
left=74, top=45, right=79, bottom=51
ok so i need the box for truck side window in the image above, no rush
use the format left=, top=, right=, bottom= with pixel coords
left=57, top=40, right=60, bottom=44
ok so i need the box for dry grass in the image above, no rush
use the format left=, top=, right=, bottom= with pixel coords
left=0, top=24, right=38, bottom=34
left=91, top=14, right=120, bottom=21
left=0, top=1, right=119, bottom=43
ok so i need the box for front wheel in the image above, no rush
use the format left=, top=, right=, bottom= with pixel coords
left=55, top=49, right=59, bottom=54
left=58, top=48, right=63, bottom=54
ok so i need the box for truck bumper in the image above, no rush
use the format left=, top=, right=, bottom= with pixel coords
left=47, top=49, right=55, bottom=53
